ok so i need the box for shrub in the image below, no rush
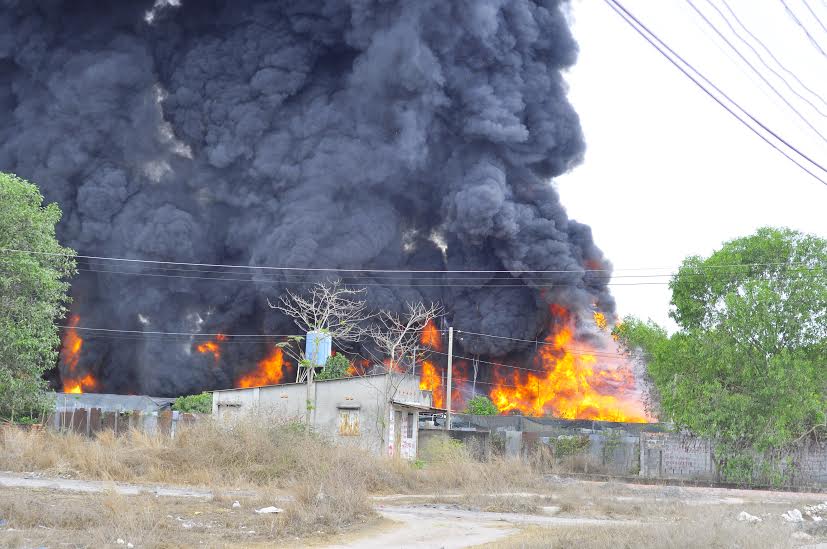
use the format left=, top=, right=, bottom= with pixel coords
left=316, top=353, right=351, bottom=380
left=172, top=392, right=212, bottom=413
left=464, top=395, right=499, bottom=416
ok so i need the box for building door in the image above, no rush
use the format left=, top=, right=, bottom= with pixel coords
left=394, top=410, right=403, bottom=458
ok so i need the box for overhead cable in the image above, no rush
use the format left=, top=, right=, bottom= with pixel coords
left=719, top=0, right=827, bottom=109
left=605, top=0, right=827, bottom=186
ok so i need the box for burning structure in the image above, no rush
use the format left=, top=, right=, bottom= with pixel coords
left=1, top=0, right=649, bottom=420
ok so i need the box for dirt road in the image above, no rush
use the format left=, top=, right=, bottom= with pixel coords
left=1, top=471, right=824, bottom=548
left=325, top=504, right=635, bottom=549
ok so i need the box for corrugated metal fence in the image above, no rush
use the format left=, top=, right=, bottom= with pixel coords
left=51, top=409, right=202, bottom=437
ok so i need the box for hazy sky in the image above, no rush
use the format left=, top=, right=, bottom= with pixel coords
left=556, top=0, right=827, bottom=329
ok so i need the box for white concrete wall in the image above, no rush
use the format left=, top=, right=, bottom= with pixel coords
left=314, top=375, right=389, bottom=454
left=212, top=383, right=306, bottom=421
left=212, top=373, right=431, bottom=459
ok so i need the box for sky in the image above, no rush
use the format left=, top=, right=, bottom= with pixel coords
left=556, top=0, right=827, bottom=329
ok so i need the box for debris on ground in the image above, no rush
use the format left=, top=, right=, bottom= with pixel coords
left=255, top=506, right=283, bottom=514
left=804, top=502, right=827, bottom=522
left=782, top=509, right=804, bottom=523
left=232, top=501, right=241, bottom=509
left=737, top=511, right=762, bottom=523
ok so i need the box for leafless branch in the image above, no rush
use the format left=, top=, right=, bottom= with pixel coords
left=360, top=301, right=443, bottom=447
left=368, top=301, right=443, bottom=375
left=270, top=280, right=371, bottom=343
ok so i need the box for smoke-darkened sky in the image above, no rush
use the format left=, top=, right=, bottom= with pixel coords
left=1, top=0, right=620, bottom=395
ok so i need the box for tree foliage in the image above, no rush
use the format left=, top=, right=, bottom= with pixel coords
left=464, top=395, right=499, bottom=416
left=315, top=352, right=352, bottom=380
left=616, top=228, right=826, bottom=459
left=172, top=392, right=213, bottom=414
left=0, top=173, right=76, bottom=420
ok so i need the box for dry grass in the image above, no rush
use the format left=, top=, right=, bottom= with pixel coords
left=416, top=435, right=539, bottom=494
left=0, top=422, right=542, bottom=496
left=472, top=494, right=547, bottom=514
left=4, top=424, right=819, bottom=547
left=484, top=513, right=795, bottom=549
left=0, top=486, right=381, bottom=548
left=0, top=489, right=201, bottom=548
left=0, top=421, right=545, bottom=541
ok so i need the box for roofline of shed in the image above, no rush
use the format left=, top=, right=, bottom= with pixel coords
left=210, top=372, right=396, bottom=393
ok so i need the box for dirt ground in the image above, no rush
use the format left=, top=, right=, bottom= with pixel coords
left=1, top=472, right=826, bottom=548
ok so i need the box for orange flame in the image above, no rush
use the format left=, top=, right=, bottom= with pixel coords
left=196, top=334, right=226, bottom=361
left=420, top=319, right=443, bottom=351
left=593, top=311, right=607, bottom=331
left=61, top=314, right=83, bottom=372
left=612, top=320, right=624, bottom=342
left=347, top=358, right=370, bottom=377
left=237, top=347, right=287, bottom=388
left=60, top=315, right=98, bottom=393
left=489, top=306, right=649, bottom=422
left=419, top=360, right=444, bottom=408
left=64, top=374, right=98, bottom=394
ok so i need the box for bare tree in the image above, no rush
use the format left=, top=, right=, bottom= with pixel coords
left=269, top=281, right=372, bottom=430
left=272, top=280, right=370, bottom=343
left=271, top=280, right=371, bottom=374
left=368, top=302, right=443, bottom=375
left=366, top=301, right=443, bottom=448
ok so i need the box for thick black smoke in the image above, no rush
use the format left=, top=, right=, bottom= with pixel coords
left=0, top=0, right=615, bottom=396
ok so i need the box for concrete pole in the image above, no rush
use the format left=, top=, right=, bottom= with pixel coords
left=445, top=327, right=453, bottom=430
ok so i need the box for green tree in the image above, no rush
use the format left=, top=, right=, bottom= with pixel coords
left=464, top=395, right=499, bottom=416
left=315, top=352, right=352, bottom=380
left=616, top=228, right=826, bottom=476
left=0, top=173, right=76, bottom=421
left=172, top=392, right=213, bottom=413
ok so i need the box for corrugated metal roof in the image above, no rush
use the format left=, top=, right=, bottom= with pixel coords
left=54, top=393, right=175, bottom=413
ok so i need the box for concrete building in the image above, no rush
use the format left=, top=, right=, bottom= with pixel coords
left=212, top=373, right=435, bottom=460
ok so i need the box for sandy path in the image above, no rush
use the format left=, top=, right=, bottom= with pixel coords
left=324, top=504, right=635, bottom=549
left=0, top=471, right=218, bottom=498
left=0, top=472, right=633, bottom=548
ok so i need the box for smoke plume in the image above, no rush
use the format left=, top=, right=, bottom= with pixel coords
left=0, top=0, right=616, bottom=396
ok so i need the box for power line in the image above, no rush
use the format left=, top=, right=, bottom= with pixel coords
left=67, top=263, right=680, bottom=287
left=56, top=325, right=300, bottom=338
left=696, top=0, right=827, bottom=117
left=802, top=0, right=827, bottom=38
left=452, top=330, right=645, bottom=359
left=604, top=0, right=827, bottom=186
left=6, top=258, right=824, bottom=292
left=68, top=264, right=826, bottom=288
left=688, top=0, right=827, bottom=143
left=719, top=0, right=827, bottom=109
left=4, top=247, right=825, bottom=274
left=0, top=247, right=623, bottom=274
left=420, top=375, right=642, bottom=393
left=70, top=258, right=824, bottom=281
left=781, top=0, right=827, bottom=58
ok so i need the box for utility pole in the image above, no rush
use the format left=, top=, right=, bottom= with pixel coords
left=445, top=326, right=453, bottom=430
